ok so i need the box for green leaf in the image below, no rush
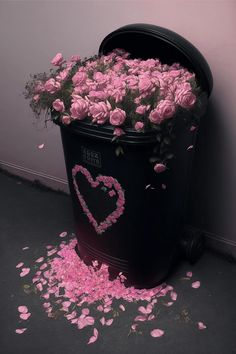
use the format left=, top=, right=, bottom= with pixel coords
left=115, top=146, right=124, bottom=156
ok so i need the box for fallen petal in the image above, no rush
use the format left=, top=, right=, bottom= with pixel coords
left=163, top=301, right=174, bottom=307
left=187, top=145, right=193, bottom=150
left=170, top=291, right=177, bottom=301
left=134, top=315, right=147, bottom=322
left=35, top=257, right=44, bottom=263
left=106, top=319, right=113, bottom=326
left=20, top=268, right=30, bottom=277
left=100, top=317, right=106, bottom=325
left=198, top=321, right=207, bottom=330
left=18, top=306, right=28, bottom=314
left=150, top=329, right=164, bottom=338
left=82, top=308, right=90, bottom=315
left=192, top=281, right=201, bottom=289
left=20, top=313, right=31, bottom=320
left=87, top=328, right=98, bottom=344
left=186, top=271, right=193, bottom=278
left=38, top=143, right=45, bottom=149
left=138, top=306, right=152, bottom=314
left=15, top=328, right=27, bottom=334
left=148, top=314, right=155, bottom=321
left=119, top=304, right=125, bottom=312
left=16, top=262, right=24, bottom=268
left=22, top=247, right=29, bottom=250
left=59, top=231, right=67, bottom=238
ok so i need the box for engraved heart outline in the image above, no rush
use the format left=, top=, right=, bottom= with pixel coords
left=72, top=165, right=125, bottom=235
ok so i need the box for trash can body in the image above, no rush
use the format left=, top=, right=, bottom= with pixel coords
left=58, top=23, right=213, bottom=288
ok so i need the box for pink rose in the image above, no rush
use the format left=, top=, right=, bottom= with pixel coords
left=61, top=115, right=72, bottom=125
left=70, top=98, right=89, bottom=120
left=109, top=108, right=126, bottom=126
left=154, top=163, right=166, bottom=173
left=52, top=99, right=65, bottom=112
left=149, top=100, right=176, bottom=124
left=72, top=71, right=87, bottom=86
left=51, top=53, right=64, bottom=66
left=70, top=55, right=81, bottom=62
left=134, top=121, right=144, bottom=131
left=138, top=77, right=153, bottom=93
left=34, top=81, right=45, bottom=93
left=89, top=101, right=111, bottom=124
left=88, top=91, right=107, bottom=101
left=33, top=94, right=40, bottom=102
left=175, top=84, right=196, bottom=109
left=135, top=105, right=150, bottom=115
left=113, top=128, right=125, bottom=136
left=56, top=69, right=69, bottom=82
left=44, top=78, right=61, bottom=94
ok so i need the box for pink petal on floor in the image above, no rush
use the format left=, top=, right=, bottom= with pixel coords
left=145, top=184, right=151, bottom=190
left=186, top=271, right=193, bottom=278
left=119, top=304, right=125, bottom=311
left=18, top=306, right=28, bottom=314
left=35, top=257, right=44, bottom=263
left=92, top=260, right=98, bottom=267
left=103, top=307, right=112, bottom=313
left=198, top=322, right=207, bottom=330
left=59, top=231, right=67, bottom=238
left=38, top=143, right=45, bottom=149
left=190, top=125, right=197, bottom=131
left=150, top=329, right=164, bottom=338
left=100, top=317, right=106, bottom=325
left=138, top=306, right=152, bottom=314
left=40, top=263, right=48, bottom=270
left=163, top=301, right=174, bottom=307
left=134, top=315, right=147, bottom=322
left=20, top=268, right=30, bottom=277
left=47, top=249, right=57, bottom=256
left=15, top=328, right=27, bottom=334
left=84, top=316, right=95, bottom=326
left=192, top=281, right=201, bottom=289
left=22, top=247, right=29, bottom=250
left=148, top=314, right=155, bottom=321
left=62, top=301, right=71, bottom=308
left=87, top=328, right=98, bottom=344
left=20, top=313, right=31, bottom=320
left=43, top=302, right=51, bottom=309
left=106, top=319, right=113, bottom=326
left=82, top=308, right=90, bottom=315
left=131, top=324, right=138, bottom=331
left=36, top=283, right=43, bottom=291
left=170, top=291, right=177, bottom=301
left=16, top=262, right=24, bottom=268
left=187, top=145, right=193, bottom=150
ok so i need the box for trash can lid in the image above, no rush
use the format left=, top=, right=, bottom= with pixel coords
left=99, top=23, right=213, bottom=97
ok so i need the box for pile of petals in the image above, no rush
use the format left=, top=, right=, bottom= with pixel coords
left=25, top=49, right=202, bottom=134
left=17, top=236, right=178, bottom=343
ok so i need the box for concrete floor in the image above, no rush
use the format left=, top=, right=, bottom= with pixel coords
left=0, top=171, right=235, bottom=354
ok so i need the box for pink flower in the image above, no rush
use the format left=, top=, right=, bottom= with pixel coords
left=56, top=69, right=69, bottom=82
left=52, top=99, right=65, bottom=112
left=138, top=76, right=153, bottom=93
left=134, top=121, right=144, bottom=131
left=89, top=101, right=111, bottom=124
left=44, top=78, right=61, bottom=94
left=70, top=98, right=89, bottom=120
left=109, top=108, right=126, bottom=126
left=154, top=163, right=166, bottom=173
left=62, top=115, right=72, bottom=125
left=51, top=53, right=64, bottom=66
left=34, top=81, right=45, bottom=93
left=113, top=127, right=125, bottom=136
left=72, top=71, right=87, bottom=86
left=33, top=94, right=40, bottom=102
left=175, top=83, right=196, bottom=109
left=70, top=55, right=81, bottom=62
left=135, top=105, right=150, bottom=115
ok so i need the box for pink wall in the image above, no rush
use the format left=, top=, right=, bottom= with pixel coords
left=0, top=1, right=236, bottom=255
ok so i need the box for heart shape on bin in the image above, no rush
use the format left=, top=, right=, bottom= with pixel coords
left=72, top=165, right=125, bottom=235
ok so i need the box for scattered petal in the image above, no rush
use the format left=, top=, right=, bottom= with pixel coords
left=119, top=304, right=125, bottom=312
left=18, top=306, right=28, bottom=314
left=106, top=319, right=113, bottom=326
left=187, top=145, right=193, bottom=150
left=131, top=324, right=138, bottom=331
left=82, top=308, right=90, bottom=315
left=148, top=314, right=155, bottom=321
left=134, top=315, right=147, bottom=322
left=35, top=257, right=44, bottom=263
left=198, top=321, right=207, bottom=330
left=15, top=328, right=27, bottom=334
left=190, top=125, right=197, bottom=131
left=20, top=268, right=30, bottom=277
left=38, top=143, right=45, bottom=149
left=150, top=329, right=164, bottom=338
left=170, top=291, right=177, bottom=301
left=163, top=301, right=174, bottom=307
left=22, top=247, right=29, bottom=250
left=16, top=262, right=24, bottom=268
left=192, top=281, right=201, bottom=289
left=59, top=231, right=67, bottom=238
left=186, top=271, right=193, bottom=278
left=161, top=184, right=166, bottom=190
left=100, top=317, right=106, bottom=325
left=87, top=328, right=98, bottom=344
left=92, top=260, right=98, bottom=267
left=145, top=184, right=151, bottom=190
left=138, top=306, right=152, bottom=314
left=20, top=313, right=31, bottom=320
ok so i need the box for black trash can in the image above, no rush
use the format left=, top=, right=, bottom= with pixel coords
left=58, top=24, right=213, bottom=288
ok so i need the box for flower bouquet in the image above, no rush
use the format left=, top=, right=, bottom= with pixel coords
left=24, top=49, right=207, bottom=172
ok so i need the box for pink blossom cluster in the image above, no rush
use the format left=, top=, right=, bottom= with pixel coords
left=72, top=165, right=125, bottom=234
left=31, top=50, right=199, bottom=133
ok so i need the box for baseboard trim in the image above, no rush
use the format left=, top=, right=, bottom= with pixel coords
left=0, top=159, right=69, bottom=193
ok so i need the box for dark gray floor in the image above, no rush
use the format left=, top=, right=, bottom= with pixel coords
left=0, top=171, right=236, bottom=354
